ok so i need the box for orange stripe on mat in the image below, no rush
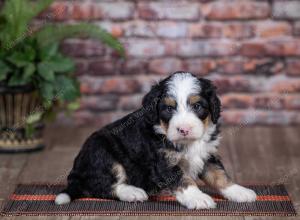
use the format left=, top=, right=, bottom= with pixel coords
left=9, top=194, right=291, bottom=202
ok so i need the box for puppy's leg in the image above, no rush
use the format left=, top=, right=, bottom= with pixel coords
left=200, top=155, right=257, bottom=202
left=111, top=163, right=148, bottom=202
left=174, top=175, right=216, bottom=209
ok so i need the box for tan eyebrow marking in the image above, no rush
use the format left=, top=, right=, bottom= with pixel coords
left=163, top=97, right=176, bottom=107
left=188, top=95, right=201, bottom=105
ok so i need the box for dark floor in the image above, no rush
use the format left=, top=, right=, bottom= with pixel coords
left=0, top=125, right=299, bottom=220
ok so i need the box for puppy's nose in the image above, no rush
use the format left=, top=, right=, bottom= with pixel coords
left=177, top=127, right=191, bottom=137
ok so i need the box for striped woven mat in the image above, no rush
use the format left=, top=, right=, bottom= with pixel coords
left=1, top=184, right=296, bottom=216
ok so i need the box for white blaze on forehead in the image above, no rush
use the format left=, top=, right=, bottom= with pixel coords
left=165, top=73, right=204, bottom=143
left=166, top=73, right=201, bottom=109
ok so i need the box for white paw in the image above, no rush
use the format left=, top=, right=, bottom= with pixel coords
left=221, top=184, right=257, bottom=202
left=176, top=185, right=216, bottom=209
left=55, top=193, right=71, bottom=205
left=115, top=184, right=148, bottom=202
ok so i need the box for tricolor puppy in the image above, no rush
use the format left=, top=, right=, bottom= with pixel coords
left=56, top=72, right=256, bottom=209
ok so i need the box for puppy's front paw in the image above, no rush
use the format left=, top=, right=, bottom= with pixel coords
left=176, top=185, right=216, bottom=209
left=221, top=184, right=257, bottom=202
left=115, top=184, right=148, bottom=202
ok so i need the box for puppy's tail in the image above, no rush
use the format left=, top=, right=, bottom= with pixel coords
left=55, top=192, right=71, bottom=205
left=55, top=184, right=83, bottom=205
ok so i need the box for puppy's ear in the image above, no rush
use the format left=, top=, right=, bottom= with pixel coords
left=199, top=78, right=221, bottom=124
left=142, top=84, right=161, bottom=107
left=209, top=89, right=221, bottom=124
left=142, top=83, right=163, bottom=124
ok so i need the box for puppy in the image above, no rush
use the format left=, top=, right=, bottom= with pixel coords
left=55, top=71, right=256, bottom=209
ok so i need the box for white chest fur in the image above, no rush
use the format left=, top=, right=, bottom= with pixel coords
left=184, top=138, right=218, bottom=180
left=155, top=123, right=220, bottom=180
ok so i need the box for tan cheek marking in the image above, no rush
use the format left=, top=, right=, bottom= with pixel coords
left=203, top=116, right=210, bottom=128
left=160, top=120, right=168, bottom=133
left=188, top=95, right=201, bottom=105
left=164, top=97, right=176, bottom=107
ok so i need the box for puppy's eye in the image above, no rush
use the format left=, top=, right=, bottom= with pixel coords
left=192, top=103, right=202, bottom=111
left=166, top=106, right=174, bottom=113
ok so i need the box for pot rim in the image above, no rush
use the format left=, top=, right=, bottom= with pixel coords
left=0, top=84, right=35, bottom=94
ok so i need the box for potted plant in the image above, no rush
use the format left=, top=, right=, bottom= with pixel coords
left=0, top=0, right=124, bottom=153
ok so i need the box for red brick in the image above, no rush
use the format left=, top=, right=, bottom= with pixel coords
left=294, top=22, right=300, bottom=36
left=217, top=58, right=282, bottom=75
left=118, top=94, right=144, bottom=110
left=71, top=97, right=299, bottom=126
left=268, top=60, right=283, bottom=75
left=88, top=59, right=120, bottom=75
left=223, top=23, right=253, bottom=39
left=184, top=59, right=216, bottom=75
left=254, top=94, right=285, bottom=110
left=80, top=95, right=119, bottom=111
left=93, top=2, right=135, bottom=20
left=264, top=40, right=300, bottom=56
left=241, top=41, right=265, bottom=57
left=164, top=40, right=178, bottom=56
left=43, top=0, right=300, bottom=126
left=121, top=58, right=148, bottom=75
left=136, top=75, right=161, bottom=93
left=61, top=40, right=105, bottom=58
left=243, top=59, right=270, bottom=72
left=222, top=110, right=300, bottom=125
left=235, top=94, right=300, bottom=110
left=177, top=40, right=239, bottom=57
left=254, top=21, right=292, bottom=38
left=270, top=76, right=300, bottom=93
left=70, top=2, right=134, bottom=20
left=124, top=21, right=156, bottom=37
left=285, top=95, right=300, bottom=110
left=111, top=26, right=123, bottom=38
left=80, top=76, right=141, bottom=94
left=203, top=1, right=270, bottom=20
left=50, top=2, right=69, bottom=20
left=149, top=58, right=183, bottom=75
left=138, top=2, right=200, bottom=20
left=188, top=23, right=222, bottom=38
left=71, top=3, right=93, bottom=20
left=156, top=22, right=187, bottom=38
left=74, top=59, right=88, bottom=76
left=217, top=59, right=244, bottom=74
left=243, top=58, right=284, bottom=75
left=210, top=76, right=251, bottom=94
left=273, top=1, right=300, bottom=20
left=126, top=39, right=166, bottom=58
left=221, top=94, right=254, bottom=109
left=98, top=22, right=124, bottom=38
left=39, top=1, right=69, bottom=20
left=286, top=59, right=300, bottom=75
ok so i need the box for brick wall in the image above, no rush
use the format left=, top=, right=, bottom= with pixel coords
left=46, top=0, right=300, bottom=126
